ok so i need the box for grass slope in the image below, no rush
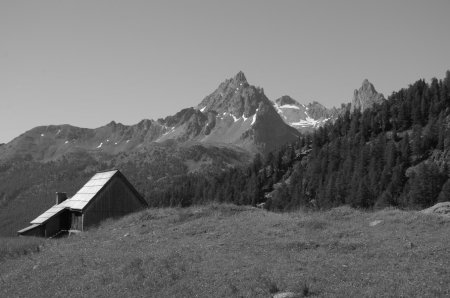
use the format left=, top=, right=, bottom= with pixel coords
left=1, top=205, right=449, bottom=297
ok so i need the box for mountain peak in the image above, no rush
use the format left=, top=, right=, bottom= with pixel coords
left=351, top=79, right=385, bottom=113
left=233, top=71, right=247, bottom=84
left=275, top=95, right=299, bottom=106
left=197, top=72, right=267, bottom=118
left=361, top=79, right=377, bottom=93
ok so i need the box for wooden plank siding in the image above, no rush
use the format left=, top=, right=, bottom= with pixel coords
left=82, top=176, right=146, bottom=228
left=70, top=212, right=83, bottom=231
left=41, top=210, right=71, bottom=237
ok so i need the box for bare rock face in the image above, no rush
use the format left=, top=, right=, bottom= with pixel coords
left=307, top=101, right=337, bottom=119
left=193, top=71, right=299, bottom=153
left=276, top=95, right=298, bottom=106
left=351, top=79, right=385, bottom=113
left=197, top=71, right=263, bottom=119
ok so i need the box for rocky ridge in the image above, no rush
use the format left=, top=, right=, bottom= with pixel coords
left=0, top=72, right=299, bottom=162
left=0, top=74, right=385, bottom=162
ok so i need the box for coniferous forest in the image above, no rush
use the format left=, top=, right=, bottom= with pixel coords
left=148, top=72, right=450, bottom=210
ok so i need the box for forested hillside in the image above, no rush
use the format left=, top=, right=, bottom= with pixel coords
left=149, top=72, right=450, bottom=210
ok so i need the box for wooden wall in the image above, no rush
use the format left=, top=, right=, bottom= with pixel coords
left=70, top=212, right=83, bottom=231
left=44, top=210, right=71, bottom=237
left=83, top=176, right=145, bottom=228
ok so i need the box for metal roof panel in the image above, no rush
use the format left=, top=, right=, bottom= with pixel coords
left=84, top=178, right=110, bottom=187
left=30, top=205, right=66, bottom=224
left=76, top=185, right=104, bottom=194
left=66, top=193, right=95, bottom=202
left=67, top=201, right=87, bottom=210
left=91, top=171, right=117, bottom=180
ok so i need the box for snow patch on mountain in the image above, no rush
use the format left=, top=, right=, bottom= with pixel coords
left=251, top=113, right=257, bottom=125
left=291, top=116, right=329, bottom=128
left=277, top=104, right=300, bottom=110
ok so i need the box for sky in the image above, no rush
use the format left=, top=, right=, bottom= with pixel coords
left=1, top=0, right=450, bottom=143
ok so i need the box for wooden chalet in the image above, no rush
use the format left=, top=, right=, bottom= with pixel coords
left=18, top=170, right=148, bottom=237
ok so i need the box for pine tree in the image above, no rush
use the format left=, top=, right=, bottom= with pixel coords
left=437, top=179, right=450, bottom=202
left=437, top=112, right=446, bottom=150
left=356, top=176, right=371, bottom=208
left=252, top=153, right=263, bottom=174
left=411, top=125, right=424, bottom=158
left=400, top=134, right=411, bottom=167
left=407, top=163, right=446, bottom=207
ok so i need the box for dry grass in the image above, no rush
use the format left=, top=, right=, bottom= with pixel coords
left=1, top=203, right=449, bottom=297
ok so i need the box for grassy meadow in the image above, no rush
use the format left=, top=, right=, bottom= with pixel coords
left=0, top=204, right=449, bottom=297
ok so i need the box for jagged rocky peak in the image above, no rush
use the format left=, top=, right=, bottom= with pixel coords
left=197, top=71, right=268, bottom=118
left=233, top=71, right=248, bottom=85
left=105, top=120, right=126, bottom=130
left=136, top=119, right=154, bottom=129
left=275, top=95, right=300, bottom=106
left=351, top=79, right=385, bottom=113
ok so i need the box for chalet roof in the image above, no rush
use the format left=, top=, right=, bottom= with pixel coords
left=62, top=170, right=118, bottom=211
left=17, top=224, right=41, bottom=234
left=30, top=170, right=119, bottom=225
left=30, top=205, right=66, bottom=225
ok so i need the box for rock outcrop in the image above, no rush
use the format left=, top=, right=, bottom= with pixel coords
left=351, top=79, right=385, bottom=113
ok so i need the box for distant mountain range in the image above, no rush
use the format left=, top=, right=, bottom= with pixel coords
left=0, top=72, right=384, bottom=163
